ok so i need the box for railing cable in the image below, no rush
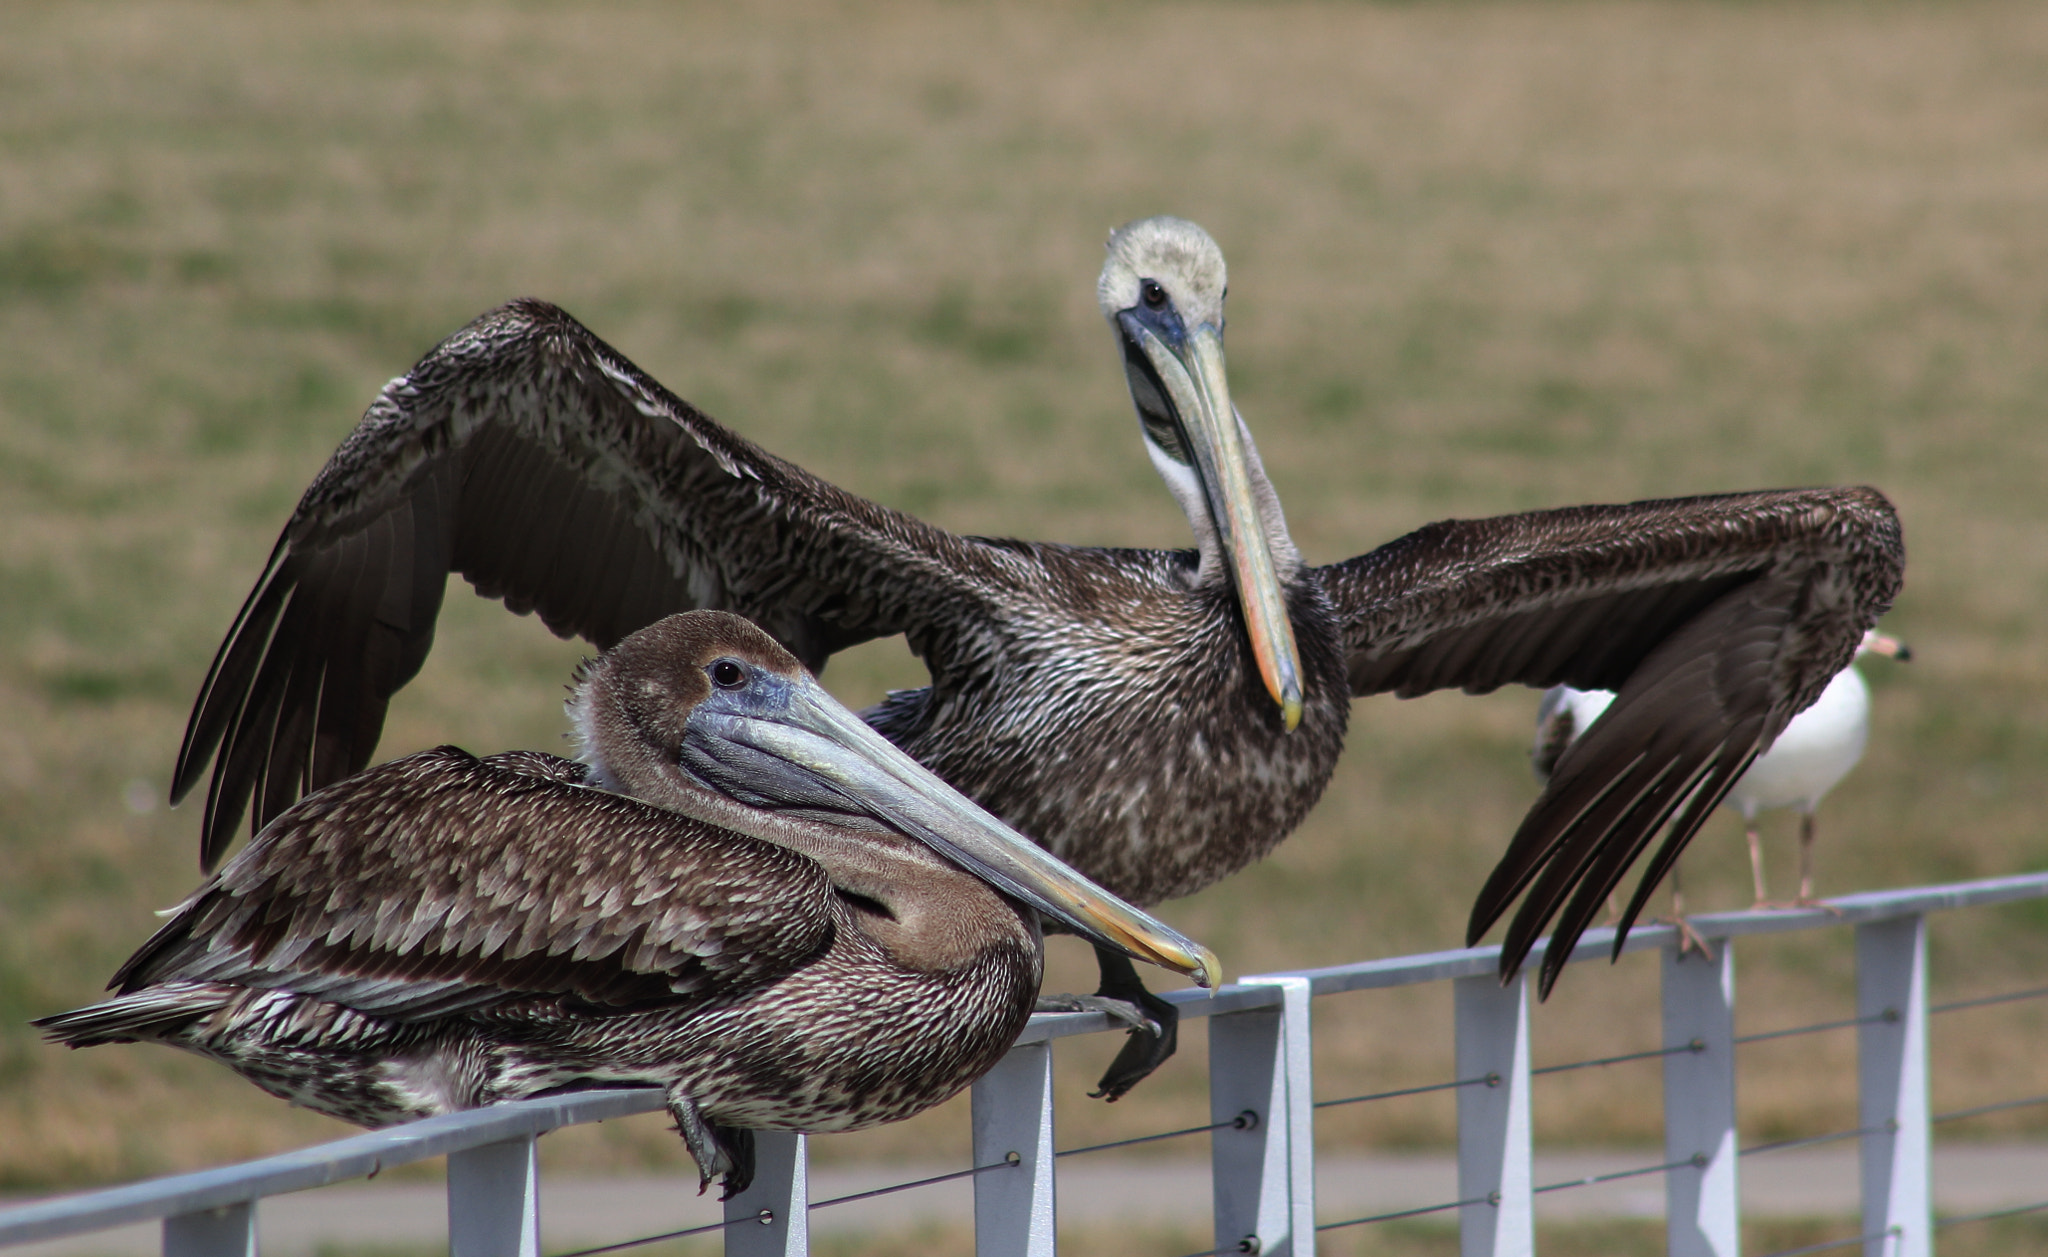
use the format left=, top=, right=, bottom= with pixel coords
left=1056, top=1111, right=1255, bottom=1159
left=1932, top=1092, right=2048, bottom=1125
left=1532, top=1039, right=1705, bottom=1077
left=1935, top=1197, right=2048, bottom=1228
left=1313, top=1192, right=1500, bottom=1232
left=809, top=1152, right=1020, bottom=1210
left=1730, top=979, right=2048, bottom=1053
left=1533, top=1152, right=1706, bottom=1195
left=1314, top=1040, right=1704, bottom=1112
left=1740, top=1121, right=1892, bottom=1159
left=1177, top=1187, right=1511, bottom=1256
left=1172, top=1235, right=1263, bottom=1257
left=1735, top=1009, right=1893, bottom=1046
left=547, top=1153, right=1022, bottom=1257
left=551, top=1217, right=744, bottom=1257
left=1931, top=983, right=2048, bottom=1016
left=1315, top=1073, right=1494, bottom=1110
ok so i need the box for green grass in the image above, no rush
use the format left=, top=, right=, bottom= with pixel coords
left=3, top=0, right=2046, bottom=1228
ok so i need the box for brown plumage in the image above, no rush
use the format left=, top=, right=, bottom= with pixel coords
left=41, top=612, right=1214, bottom=1194
left=167, top=216, right=1901, bottom=1058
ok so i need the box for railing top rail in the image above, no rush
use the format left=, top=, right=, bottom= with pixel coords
left=0, top=1090, right=664, bottom=1247
left=1016, top=870, right=2048, bottom=1041
left=6, top=869, right=2042, bottom=1246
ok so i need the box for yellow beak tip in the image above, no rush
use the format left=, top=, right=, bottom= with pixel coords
left=1280, top=694, right=1303, bottom=733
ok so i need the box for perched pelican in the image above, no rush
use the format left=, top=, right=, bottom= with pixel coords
left=169, top=217, right=1902, bottom=1092
left=41, top=612, right=1215, bottom=1194
left=1534, top=629, right=1910, bottom=930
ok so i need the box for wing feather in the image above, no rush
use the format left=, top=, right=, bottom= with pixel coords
left=125, top=748, right=836, bottom=1020
left=1320, top=487, right=1904, bottom=990
left=174, top=301, right=1022, bottom=867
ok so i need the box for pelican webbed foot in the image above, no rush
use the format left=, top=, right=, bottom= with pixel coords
left=669, top=1093, right=756, bottom=1199
left=1033, top=993, right=1160, bottom=1035
left=1084, top=947, right=1180, bottom=1102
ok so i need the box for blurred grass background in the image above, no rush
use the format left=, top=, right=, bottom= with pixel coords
left=3, top=0, right=2046, bottom=1246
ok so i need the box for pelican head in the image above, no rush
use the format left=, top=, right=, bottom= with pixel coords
left=571, top=610, right=1219, bottom=987
left=1099, top=216, right=1305, bottom=731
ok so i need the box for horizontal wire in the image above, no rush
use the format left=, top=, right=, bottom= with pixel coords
left=1735, top=1009, right=1893, bottom=1046
left=1057, top=1111, right=1255, bottom=1159
left=1532, top=1039, right=1705, bottom=1077
left=1315, top=1192, right=1498, bottom=1231
left=1315, top=1073, right=1496, bottom=1110
left=1741, top=1121, right=1891, bottom=1158
left=1933, top=1093, right=2048, bottom=1125
left=1533, top=1153, right=1705, bottom=1195
left=809, top=1153, right=1019, bottom=1211
left=1755, top=1225, right=1900, bottom=1257
left=551, top=1216, right=738, bottom=1257
left=1180, top=1188, right=1505, bottom=1253
left=549, top=1154, right=1020, bottom=1257
left=1932, top=984, right=2048, bottom=1016
left=1731, top=982, right=2046, bottom=1059
left=1935, top=1197, right=2048, bottom=1228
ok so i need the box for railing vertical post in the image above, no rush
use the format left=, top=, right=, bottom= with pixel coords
left=972, top=1039, right=1055, bottom=1257
left=1211, top=977, right=1315, bottom=1257
left=447, top=1134, right=540, bottom=1257
left=1857, top=915, right=1930, bottom=1257
left=723, top=1132, right=809, bottom=1257
left=1455, top=973, right=1532, bottom=1257
left=1662, top=941, right=1740, bottom=1257
left=163, top=1202, right=256, bottom=1257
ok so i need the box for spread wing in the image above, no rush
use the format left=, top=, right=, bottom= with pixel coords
left=173, top=300, right=1020, bottom=868
left=1319, top=487, right=1905, bottom=993
left=123, top=748, right=838, bottom=1020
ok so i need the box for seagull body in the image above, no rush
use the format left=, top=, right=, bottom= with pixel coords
left=41, top=613, right=1214, bottom=1193
left=1724, top=664, right=1871, bottom=823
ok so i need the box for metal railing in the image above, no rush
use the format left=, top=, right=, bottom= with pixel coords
left=4, top=869, right=2045, bottom=1257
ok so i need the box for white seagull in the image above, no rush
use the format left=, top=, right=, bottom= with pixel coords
left=1534, top=629, right=1909, bottom=941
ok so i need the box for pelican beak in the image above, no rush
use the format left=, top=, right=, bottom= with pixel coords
left=1121, top=314, right=1304, bottom=730
left=1861, top=631, right=1911, bottom=662
left=682, top=671, right=1221, bottom=988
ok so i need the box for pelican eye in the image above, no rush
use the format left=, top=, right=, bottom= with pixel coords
left=1140, top=279, right=1167, bottom=309
left=709, top=659, right=747, bottom=690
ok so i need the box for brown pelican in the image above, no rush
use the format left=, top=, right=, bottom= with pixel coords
left=41, top=612, right=1216, bottom=1194
left=168, top=216, right=1903, bottom=1093
left=1534, top=629, right=1910, bottom=926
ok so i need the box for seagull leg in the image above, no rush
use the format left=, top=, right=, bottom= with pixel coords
left=1746, top=820, right=1771, bottom=910
left=1752, top=814, right=1839, bottom=913
left=1793, top=812, right=1839, bottom=912
left=668, top=1092, right=756, bottom=1199
left=1658, top=862, right=1716, bottom=960
left=1084, top=945, right=1179, bottom=1102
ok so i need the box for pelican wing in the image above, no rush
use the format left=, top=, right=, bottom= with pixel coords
left=123, top=748, right=839, bottom=1020
left=174, top=301, right=1014, bottom=867
left=1319, top=487, right=1904, bottom=993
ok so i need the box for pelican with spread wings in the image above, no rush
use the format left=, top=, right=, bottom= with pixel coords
left=170, top=216, right=1904, bottom=1095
